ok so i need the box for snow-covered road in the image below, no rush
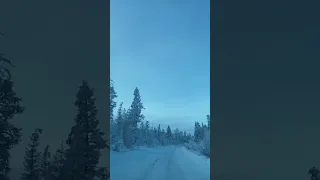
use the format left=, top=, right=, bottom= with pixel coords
left=110, top=146, right=210, bottom=180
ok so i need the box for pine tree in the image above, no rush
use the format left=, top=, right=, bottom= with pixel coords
left=194, top=122, right=201, bottom=142
left=110, top=80, right=117, bottom=122
left=50, top=141, right=65, bottom=180
left=63, top=80, right=106, bottom=180
left=114, top=102, right=124, bottom=151
left=21, top=128, right=43, bottom=180
left=206, top=115, right=210, bottom=130
left=40, top=145, right=51, bottom=180
left=166, top=126, right=172, bottom=143
left=200, top=122, right=205, bottom=140
left=125, top=88, right=145, bottom=148
left=173, top=128, right=179, bottom=144
left=183, top=131, right=187, bottom=143
left=153, top=127, right=157, bottom=135
left=309, top=167, right=319, bottom=180
left=129, top=88, right=144, bottom=125
left=0, top=39, right=14, bottom=80
left=96, top=167, right=109, bottom=180
left=0, top=66, right=24, bottom=179
left=157, top=124, right=161, bottom=138
left=109, top=83, right=119, bottom=148
left=145, top=121, right=150, bottom=132
left=115, top=102, right=124, bottom=133
left=0, top=36, right=24, bottom=179
left=122, top=108, right=132, bottom=148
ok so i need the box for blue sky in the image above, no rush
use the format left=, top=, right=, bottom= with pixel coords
left=110, top=0, right=210, bottom=132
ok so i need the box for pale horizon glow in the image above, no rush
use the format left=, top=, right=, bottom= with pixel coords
left=111, top=0, right=210, bottom=132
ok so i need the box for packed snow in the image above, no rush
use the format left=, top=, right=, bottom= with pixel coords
left=110, top=145, right=210, bottom=180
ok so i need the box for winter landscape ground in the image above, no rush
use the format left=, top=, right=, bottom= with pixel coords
left=110, top=145, right=210, bottom=180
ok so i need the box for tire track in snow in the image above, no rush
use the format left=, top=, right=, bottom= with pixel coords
left=165, top=147, right=187, bottom=180
left=137, top=147, right=176, bottom=180
left=138, top=158, right=160, bottom=180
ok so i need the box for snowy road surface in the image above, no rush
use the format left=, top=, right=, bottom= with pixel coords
left=110, top=146, right=210, bottom=180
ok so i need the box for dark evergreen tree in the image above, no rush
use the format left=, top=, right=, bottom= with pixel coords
left=115, top=102, right=124, bottom=136
left=309, top=167, right=320, bottom=180
left=153, top=127, right=157, bottom=135
left=113, top=102, right=124, bottom=151
left=129, top=88, right=144, bottom=146
left=194, top=122, right=201, bottom=142
left=145, top=121, right=150, bottom=131
left=63, top=80, right=106, bottom=180
left=0, top=39, right=14, bottom=79
left=173, top=128, right=179, bottom=143
left=200, top=122, right=205, bottom=140
left=110, top=80, right=117, bottom=122
left=166, top=126, right=172, bottom=139
left=40, top=145, right=51, bottom=180
left=124, top=88, right=145, bottom=148
left=206, top=115, right=210, bottom=130
left=157, top=124, right=161, bottom=138
left=21, top=128, right=43, bottom=180
left=96, top=167, right=109, bottom=180
left=50, top=141, right=65, bottom=180
left=129, top=88, right=145, bottom=125
left=0, top=57, right=24, bottom=179
left=183, top=131, right=187, bottom=143
left=122, top=108, right=132, bottom=148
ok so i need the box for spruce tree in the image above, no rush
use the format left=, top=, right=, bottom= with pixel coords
left=309, top=167, right=319, bottom=180
left=21, top=128, right=43, bottom=180
left=0, top=41, right=14, bottom=79
left=129, top=88, right=144, bottom=124
left=206, top=115, right=210, bottom=130
left=127, top=88, right=144, bottom=147
left=114, top=102, right=124, bottom=151
left=194, top=122, right=201, bottom=142
left=115, top=102, right=124, bottom=137
left=50, top=141, right=65, bottom=180
left=40, top=145, right=51, bottom=180
left=145, top=121, right=150, bottom=132
left=183, top=131, right=187, bottom=143
left=157, top=124, right=161, bottom=138
left=110, top=80, right=117, bottom=122
left=96, top=167, right=109, bottom=180
left=166, top=126, right=172, bottom=144
left=139, top=121, right=145, bottom=145
left=0, top=59, right=24, bottom=179
left=122, top=108, right=132, bottom=148
left=63, top=80, right=106, bottom=180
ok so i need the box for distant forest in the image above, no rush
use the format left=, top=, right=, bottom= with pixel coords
left=110, top=80, right=211, bottom=157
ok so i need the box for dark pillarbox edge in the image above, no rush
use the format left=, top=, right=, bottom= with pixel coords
left=210, top=0, right=214, bottom=178
left=0, top=0, right=111, bottom=179
left=210, top=0, right=227, bottom=178
left=106, top=0, right=111, bottom=176
left=9, top=0, right=111, bottom=178
left=210, top=0, right=233, bottom=178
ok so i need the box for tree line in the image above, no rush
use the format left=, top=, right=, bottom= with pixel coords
left=109, top=80, right=211, bottom=157
left=0, top=47, right=108, bottom=179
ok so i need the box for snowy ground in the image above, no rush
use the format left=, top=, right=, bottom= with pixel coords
left=110, top=145, right=210, bottom=180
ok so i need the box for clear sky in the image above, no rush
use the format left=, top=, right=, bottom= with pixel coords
left=110, top=0, right=210, bottom=132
